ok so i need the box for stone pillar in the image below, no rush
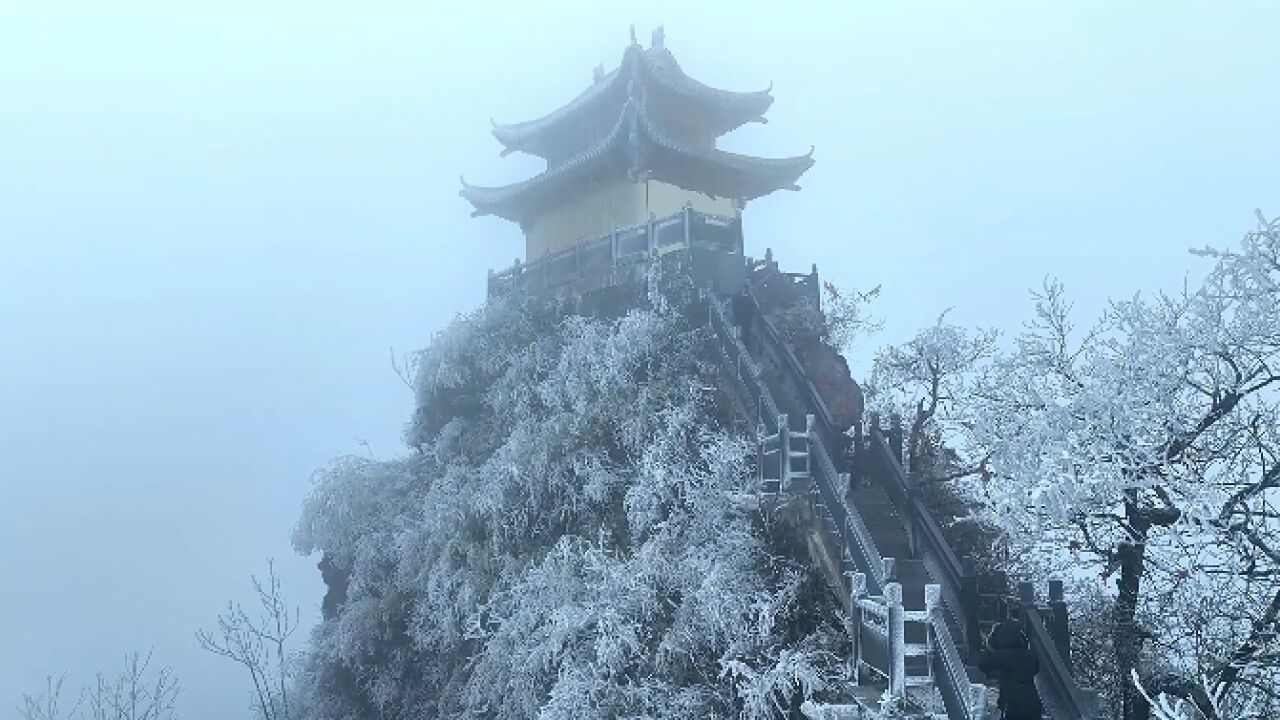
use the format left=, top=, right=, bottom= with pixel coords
left=961, top=556, right=980, bottom=659
left=779, top=413, right=791, bottom=493
left=1049, top=579, right=1072, bottom=674
left=849, top=571, right=867, bottom=685
left=885, top=582, right=906, bottom=699
left=887, top=412, right=904, bottom=466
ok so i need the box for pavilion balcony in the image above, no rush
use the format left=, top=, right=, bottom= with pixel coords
left=486, top=205, right=747, bottom=301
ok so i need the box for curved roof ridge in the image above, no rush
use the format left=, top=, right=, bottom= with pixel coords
left=461, top=99, right=639, bottom=215
left=635, top=102, right=813, bottom=179
left=490, top=37, right=775, bottom=157
left=490, top=44, right=640, bottom=149
left=640, top=46, right=773, bottom=117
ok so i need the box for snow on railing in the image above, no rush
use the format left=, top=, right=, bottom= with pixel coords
left=810, top=427, right=886, bottom=590
left=849, top=575, right=906, bottom=697
left=927, top=589, right=989, bottom=720
left=850, top=576, right=961, bottom=708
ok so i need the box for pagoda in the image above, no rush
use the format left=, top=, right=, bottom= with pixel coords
left=465, top=26, right=814, bottom=298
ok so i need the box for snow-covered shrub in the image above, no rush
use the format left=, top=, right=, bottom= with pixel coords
left=292, top=299, right=846, bottom=719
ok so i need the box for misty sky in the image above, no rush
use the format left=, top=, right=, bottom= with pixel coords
left=2, top=1, right=1278, bottom=717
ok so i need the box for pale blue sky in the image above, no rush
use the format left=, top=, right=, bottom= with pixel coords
left=2, top=1, right=1277, bottom=717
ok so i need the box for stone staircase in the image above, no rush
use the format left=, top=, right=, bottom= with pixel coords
left=704, top=276, right=1096, bottom=719
left=708, top=294, right=988, bottom=719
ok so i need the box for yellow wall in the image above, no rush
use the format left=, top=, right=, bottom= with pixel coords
left=644, top=179, right=737, bottom=219
left=523, top=179, right=740, bottom=260
left=525, top=180, right=646, bottom=260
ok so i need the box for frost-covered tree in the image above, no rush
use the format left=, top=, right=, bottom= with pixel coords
left=872, top=214, right=1280, bottom=720
left=19, top=651, right=179, bottom=720
left=18, top=675, right=80, bottom=720
left=290, top=297, right=847, bottom=719
left=198, top=561, right=299, bottom=720
left=868, top=310, right=997, bottom=480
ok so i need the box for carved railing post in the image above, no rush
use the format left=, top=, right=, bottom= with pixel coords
left=924, top=582, right=941, bottom=654
left=778, top=413, right=792, bottom=493
left=849, top=571, right=867, bottom=685
left=756, top=420, right=767, bottom=492
left=1018, top=580, right=1036, bottom=609
left=1049, top=579, right=1072, bottom=674
left=849, top=419, right=864, bottom=493
left=885, top=581, right=905, bottom=699
left=804, top=414, right=816, bottom=487
left=906, top=466, right=922, bottom=560
left=868, top=412, right=882, bottom=475
left=960, top=556, right=980, bottom=658
left=887, top=412, right=904, bottom=466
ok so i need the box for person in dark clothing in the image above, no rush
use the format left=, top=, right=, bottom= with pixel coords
left=977, top=620, right=1044, bottom=720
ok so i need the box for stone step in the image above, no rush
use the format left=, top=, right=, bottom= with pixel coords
left=890, top=559, right=930, bottom=610
left=848, top=481, right=912, bottom=560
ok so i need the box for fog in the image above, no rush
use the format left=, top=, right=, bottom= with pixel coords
left=1, top=1, right=1277, bottom=717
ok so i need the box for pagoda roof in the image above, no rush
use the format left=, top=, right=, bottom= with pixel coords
left=491, top=28, right=774, bottom=161
left=460, top=96, right=814, bottom=224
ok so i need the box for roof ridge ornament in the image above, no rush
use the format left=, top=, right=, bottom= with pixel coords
left=592, top=64, right=605, bottom=83
left=651, top=25, right=665, bottom=49
left=627, top=49, right=644, bottom=100
left=629, top=24, right=637, bottom=46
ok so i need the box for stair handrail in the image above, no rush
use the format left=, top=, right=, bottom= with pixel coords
left=738, top=289, right=910, bottom=589
left=711, top=293, right=992, bottom=720
left=809, top=427, right=886, bottom=590
left=926, top=585, right=990, bottom=720
left=866, top=420, right=1098, bottom=719
left=734, top=276, right=1099, bottom=719
left=710, top=294, right=886, bottom=592
left=1019, top=584, right=1101, bottom=719
left=708, top=294, right=781, bottom=422
left=866, top=428, right=971, bottom=638
left=740, top=285, right=843, bottom=453
left=728, top=289, right=888, bottom=587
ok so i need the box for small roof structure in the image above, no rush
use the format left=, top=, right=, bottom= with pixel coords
left=461, top=27, right=814, bottom=225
